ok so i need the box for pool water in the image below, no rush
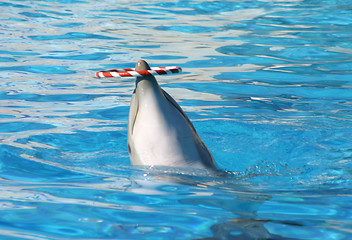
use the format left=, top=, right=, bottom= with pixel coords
left=1, top=0, right=352, bottom=239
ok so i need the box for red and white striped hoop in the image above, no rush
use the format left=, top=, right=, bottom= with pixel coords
left=96, top=66, right=182, bottom=78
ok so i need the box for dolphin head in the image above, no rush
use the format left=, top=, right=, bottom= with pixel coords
left=127, top=60, right=216, bottom=169
left=133, top=60, right=164, bottom=105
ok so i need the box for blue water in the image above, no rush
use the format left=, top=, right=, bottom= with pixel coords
left=1, top=0, right=351, bottom=239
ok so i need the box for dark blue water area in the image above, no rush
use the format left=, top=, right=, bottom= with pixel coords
left=1, top=0, right=352, bottom=239
left=0, top=65, right=76, bottom=74
left=28, top=32, right=121, bottom=41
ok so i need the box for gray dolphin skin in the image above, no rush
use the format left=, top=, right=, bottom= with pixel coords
left=127, top=60, right=216, bottom=169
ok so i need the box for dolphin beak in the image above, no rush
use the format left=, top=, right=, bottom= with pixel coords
left=134, top=59, right=159, bottom=89
left=135, top=59, right=151, bottom=72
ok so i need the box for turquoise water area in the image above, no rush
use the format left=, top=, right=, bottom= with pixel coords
left=1, top=0, right=352, bottom=239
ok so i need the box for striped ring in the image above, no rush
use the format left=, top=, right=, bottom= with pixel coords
left=96, top=66, right=182, bottom=78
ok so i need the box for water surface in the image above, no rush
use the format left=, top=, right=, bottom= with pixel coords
left=0, top=0, right=351, bottom=239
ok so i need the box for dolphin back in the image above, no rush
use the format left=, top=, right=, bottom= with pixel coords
left=161, top=89, right=215, bottom=168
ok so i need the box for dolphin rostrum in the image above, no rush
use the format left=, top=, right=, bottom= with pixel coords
left=127, top=60, right=216, bottom=169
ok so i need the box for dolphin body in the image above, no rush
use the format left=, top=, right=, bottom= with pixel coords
left=127, top=60, right=216, bottom=169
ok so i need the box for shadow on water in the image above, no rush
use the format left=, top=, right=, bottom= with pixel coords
left=124, top=164, right=352, bottom=239
left=125, top=166, right=302, bottom=240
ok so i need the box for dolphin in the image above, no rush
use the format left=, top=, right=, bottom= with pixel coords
left=127, top=60, right=216, bottom=169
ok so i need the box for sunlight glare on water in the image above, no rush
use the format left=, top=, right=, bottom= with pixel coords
left=0, top=0, right=352, bottom=239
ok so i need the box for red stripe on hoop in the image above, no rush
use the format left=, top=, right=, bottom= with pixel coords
left=154, top=69, right=167, bottom=75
